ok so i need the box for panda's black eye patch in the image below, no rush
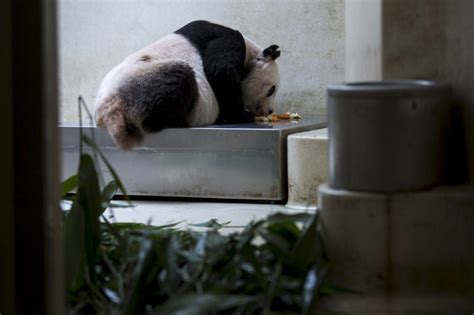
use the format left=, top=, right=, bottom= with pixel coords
left=266, top=85, right=276, bottom=97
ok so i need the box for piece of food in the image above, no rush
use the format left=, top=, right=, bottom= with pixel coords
left=271, top=113, right=290, bottom=119
left=288, top=112, right=302, bottom=120
left=255, top=112, right=301, bottom=123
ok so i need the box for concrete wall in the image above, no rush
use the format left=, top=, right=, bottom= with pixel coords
left=58, top=0, right=345, bottom=122
left=345, top=0, right=382, bottom=81
left=444, top=0, right=474, bottom=181
left=382, top=0, right=447, bottom=80
left=345, top=0, right=474, bottom=182
left=323, top=3, right=474, bottom=311
left=383, top=0, right=474, bottom=182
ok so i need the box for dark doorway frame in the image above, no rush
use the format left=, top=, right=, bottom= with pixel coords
left=0, top=1, right=62, bottom=314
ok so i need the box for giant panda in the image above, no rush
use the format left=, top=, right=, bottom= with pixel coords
left=95, top=20, right=281, bottom=149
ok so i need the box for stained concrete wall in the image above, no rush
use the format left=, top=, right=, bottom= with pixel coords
left=58, top=0, right=345, bottom=122
left=345, top=0, right=474, bottom=182
left=382, top=0, right=447, bottom=80
left=444, top=0, right=474, bottom=181
left=383, top=0, right=474, bottom=182
left=345, top=0, right=382, bottom=81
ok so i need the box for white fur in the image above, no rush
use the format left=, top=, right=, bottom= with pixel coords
left=95, top=34, right=219, bottom=128
left=242, top=37, right=280, bottom=116
left=95, top=31, right=280, bottom=148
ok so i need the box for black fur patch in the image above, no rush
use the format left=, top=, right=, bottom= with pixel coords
left=175, top=20, right=253, bottom=123
left=139, top=54, right=152, bottom=62
left=118, top=62, right=198, bottom=132
left=263, top=45, right=281, bottom=60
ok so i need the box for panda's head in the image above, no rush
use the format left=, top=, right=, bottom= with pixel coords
left=242, top=44, right=281, bottom=117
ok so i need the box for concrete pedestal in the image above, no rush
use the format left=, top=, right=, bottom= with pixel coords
left=286, top=128, right=328, bottom=210
left=318, top=184, right=474, bottom=314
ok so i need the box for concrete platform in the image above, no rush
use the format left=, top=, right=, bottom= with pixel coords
left=318, top=184, right=474, bottom=314
left=286, top=128, right=328, bottom=210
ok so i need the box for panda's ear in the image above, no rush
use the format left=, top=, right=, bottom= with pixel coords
left=263, top=45, right=281, bottom=61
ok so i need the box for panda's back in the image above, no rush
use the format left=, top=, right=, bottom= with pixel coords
left=139, top=33, right=204, bottom=72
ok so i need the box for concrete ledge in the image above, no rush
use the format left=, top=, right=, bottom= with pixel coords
left=286, top=128, right=328, bottom=210
left=318, top=184, right=474, bottom=313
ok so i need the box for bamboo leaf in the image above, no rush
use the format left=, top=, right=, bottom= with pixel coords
left=264, top=212, right=314, bottom=225
left=99, top=180, right=123, bottom=215
left=291, top=211, right=325, bottom=268
left=64, top=202, right=86, bottom=291
left=260, top=231, right=292, bottom=256
left=102, top=180, right=118, bottom=204
left=110, top=221, right=183, bottom=230
left=103, top=287, right=121, bottom=304
left=267, top=221, right=301, bottom=243
left=102, top=201, right=135, bottom=209
left=123, top=238, right=156, bottom=315
left=76, top=154, right=103, bottom=285
left=188, top=219, right=231, bottom=229
left=61, top=174, right=79, bottom=197
left=302, top=265, right=328, bottom=315
left=82, top=135, right=131, bottom=204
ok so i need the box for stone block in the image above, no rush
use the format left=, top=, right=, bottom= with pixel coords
left=286, top=128, right=328, bottom=210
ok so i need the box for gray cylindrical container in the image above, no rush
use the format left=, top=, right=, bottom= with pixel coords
left=327, top=80, right=451, bottom=192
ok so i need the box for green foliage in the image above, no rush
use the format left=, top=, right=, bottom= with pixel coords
left=65, top=207, right=328, bottom=314
left=62, top=99, right=329, bottom=314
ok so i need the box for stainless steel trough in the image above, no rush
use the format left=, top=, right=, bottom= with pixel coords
left=60, top=116, right=326, bottom=201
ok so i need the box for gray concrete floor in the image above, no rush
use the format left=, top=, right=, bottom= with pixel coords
left=101, top=200, right=315, bottom=233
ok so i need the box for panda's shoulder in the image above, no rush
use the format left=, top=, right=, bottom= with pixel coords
left=175, top=20, right=245, bottom=51
left=176, top=20, right=239, bottom=36
left=176, top=20, right=215, bottom=32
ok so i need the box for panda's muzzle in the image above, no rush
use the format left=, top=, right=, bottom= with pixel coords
left=255, top=102, right=273, bottom=116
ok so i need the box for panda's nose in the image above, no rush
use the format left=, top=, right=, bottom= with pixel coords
left=268, top=109, right=274, bottom=115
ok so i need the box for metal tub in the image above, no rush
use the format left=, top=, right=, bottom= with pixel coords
left=61, top=116, right=326, bottom=201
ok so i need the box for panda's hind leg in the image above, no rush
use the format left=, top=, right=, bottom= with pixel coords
left=95, top=96, right=144, bottom=150
left=120, top=61, right=198, bottom=133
